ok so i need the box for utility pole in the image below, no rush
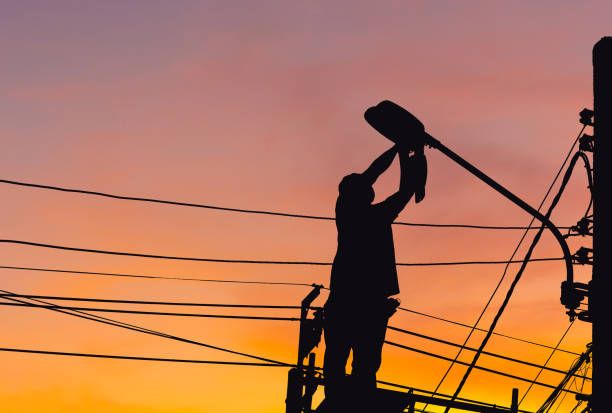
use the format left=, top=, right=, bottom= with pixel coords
left=591, top=36, right=612, bottom=412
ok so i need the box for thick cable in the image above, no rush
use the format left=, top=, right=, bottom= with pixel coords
left=444, top=149, right=591, bottom=409
left=426, top=126, right=585, bottom=410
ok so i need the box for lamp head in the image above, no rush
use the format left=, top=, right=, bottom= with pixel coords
left=364, top=100, right=427, bottom=151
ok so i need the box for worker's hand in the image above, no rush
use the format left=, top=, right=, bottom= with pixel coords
left=410, top=152, right=427, bottom=203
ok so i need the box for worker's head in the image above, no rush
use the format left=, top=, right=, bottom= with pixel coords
left=339, top=173, right=374, bottom=205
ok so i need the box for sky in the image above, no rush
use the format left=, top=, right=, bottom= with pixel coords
left=0, top=1, right=608, bottom=412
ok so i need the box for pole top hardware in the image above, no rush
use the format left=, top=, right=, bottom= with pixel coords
left=579, top=108, right=594, bottom=126
left=579, top=134, right=595, bottom=152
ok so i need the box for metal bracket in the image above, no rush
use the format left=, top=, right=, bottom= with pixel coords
left=579, top=108, right=594, bottom=126
left=561, top=281, right=590, bottom=321
left=579, top=133, right=595, bottom=152
left=572, top=247, right=594, bottom=265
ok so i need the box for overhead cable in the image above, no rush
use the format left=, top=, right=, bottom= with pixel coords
left=0, top=265, right=317, bottom=287
left=0, top=347, right=290, bottom=367
left=0, top=302, right=300, bottom=321
left=396, top=306, right=579, bottom=356
left=0, top=178, right=571, bottom=230
left=426, top=125, right=586, bottom=410
left=445, top=145, right=592, bottom=409
left=0, top=289, right=290, bottom=366
left=387, top=325, right=589, bottom=380
left=0, top=239, right=564, bottom=266
left=384, top=340, right=581, bottom=396
left=519, top=322, right=575, bottom=406
left=0, top=293, right=309, bottom=309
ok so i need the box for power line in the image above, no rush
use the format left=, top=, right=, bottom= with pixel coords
left=426, top=125, right=586, bottom=410
left=0, top=293, right=311, bottom=309
left=0, top=178, right=572, bottom=230
left=1, top=266, right=580, bottom=355
left=2, top=298, right=584, bottom=377
left=0, top=289, right=290, bottom=366
left=0, top=302, right=301, bottom=321
left=0, top=265, right=317, bottom=288
left=386, top=325, right=589, bottom=380
left=0, top=239, right=564, bottom=266
left=519, top=323, right=575, bottom=406
left=445, top=144, right=592, bottom=409
left=384, top=340, right=581, bottom=396
left=396, top=306, right=580, bottom=356
left=0, top=347, right=291, bottom=367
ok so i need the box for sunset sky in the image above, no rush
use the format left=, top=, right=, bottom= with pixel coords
left=0, top=1, right=608, bottom=412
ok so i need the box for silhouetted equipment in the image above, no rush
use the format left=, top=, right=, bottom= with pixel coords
left=363, top=95, right=583, bottom=407
left=365, top=100, right=575, bottom=293
left=364, top=100, right=426, bottom=151
left=590, top=36, right=612, bottom=413
left=579, top=133, right=595, bottom=152
left=286, top=285, right=323, bottom=413
left=579, top=108, right=594, bottom=126
left=284, top=286, right=525, bottom=412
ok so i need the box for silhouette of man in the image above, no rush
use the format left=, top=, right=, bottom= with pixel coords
left=322, top=141, right=427, bottom=411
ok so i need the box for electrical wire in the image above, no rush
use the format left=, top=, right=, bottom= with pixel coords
left=0, top=289, right=290, bottom=366
left=0, top=266, right=580, bottom=355
left=396, top=306, right=579, bottom=356
left=519, top=322, right=575, bottom=406
left=0, top=302, right=301, bottom=321
left=0, top=347, right=291, bottom=367
left=0, top=239, right=564, bottom=266
left=444, top=144, right=592, bottom=410
left=0, top=265, right=318, bottom=288
left=0, top=178, right=572, bottom=230
left=535, top=345, right=592, bottom=413
left=424, top=125, right=586, bottom=411
left=0, top=293, right=312, bottom=309
left=383, top=340, right=581, bottom=395
left=386, top=325, right=589, bottom=380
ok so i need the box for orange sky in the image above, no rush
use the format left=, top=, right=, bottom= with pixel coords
left=0, top=1, right=607, bottom=412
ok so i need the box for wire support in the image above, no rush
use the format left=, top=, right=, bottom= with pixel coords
left=0, top=179, right=571, bottom=230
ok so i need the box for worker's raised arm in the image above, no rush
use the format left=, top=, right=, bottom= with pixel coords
left=362, top=145, right=398, bottom=186
left=372, top=147, right=427, bottom=221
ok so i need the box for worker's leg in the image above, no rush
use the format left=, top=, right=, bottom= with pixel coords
left=323, top=306, right=352, bottom=411
left=350, top=306, right=389, bottom=407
